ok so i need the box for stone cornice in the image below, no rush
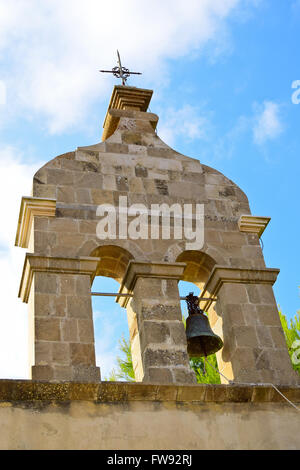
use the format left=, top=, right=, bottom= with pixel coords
left=200, top=266, right=280, bottom=311
left=238, top=215, right=271, bottom=237
left=117, top=261, right=186, bottom=307
left=15, top=197, right=57, bottom=248
left=19, top=254, right=100, bottom=303
left=0, top=379, right=298, bottom=403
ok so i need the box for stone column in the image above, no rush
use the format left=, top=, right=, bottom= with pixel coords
left=19, top=254, right=100, bottom=382
left=117, top=261, right=196, bottom=384
left=200, top=266, right=300, bottom=386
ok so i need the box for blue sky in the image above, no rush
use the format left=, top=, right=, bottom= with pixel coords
left=0, top=0, right=299, bottom=379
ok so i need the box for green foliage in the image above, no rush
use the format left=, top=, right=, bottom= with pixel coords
left=190, top=355, right=221, bottom=384
left=279, top=309, right=300, bottom=375
left=105, top=335, right=135, bottom=382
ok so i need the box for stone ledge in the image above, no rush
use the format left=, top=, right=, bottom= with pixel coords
left=200, top=266, right=280, bottom=310
left=238, top=215, right=271, bottom=237
left=0, top=380, right=299, bottom=404
left=18, top=254, right=100, bottom=303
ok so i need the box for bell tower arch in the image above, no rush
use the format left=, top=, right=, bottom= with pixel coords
left=15, top=85, right=299, bottom=386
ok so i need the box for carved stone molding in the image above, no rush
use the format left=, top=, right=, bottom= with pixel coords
left=19, top=253, right=100, bottom=303
left=117, top=260, right=186, bottom=307
left=15, top=197, right=56, bottom=248
left=238, top=215, right=271, bottom=237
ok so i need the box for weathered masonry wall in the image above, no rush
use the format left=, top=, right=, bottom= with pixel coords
left=0, top=381, right=299, bottom=450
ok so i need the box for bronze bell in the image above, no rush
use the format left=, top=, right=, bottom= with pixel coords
left=185, top=292, right=223, bottom=357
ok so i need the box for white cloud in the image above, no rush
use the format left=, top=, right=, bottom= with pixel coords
left=158, top=105, right=212, bottom=146
left=0, top=147, right=44, bottom=379
left=0, top=0, right=246, bottom=133
left=253, top=101, right=283, bottom=145
left=0, top=81, right=6, bottom=105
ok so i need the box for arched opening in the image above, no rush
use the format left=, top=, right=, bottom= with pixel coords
left=90, top=245, right=135, bottom=381
left=176, top=250, right=216, bottom=290
left=90, top=245, right=134, bottom=282
left=176, top=250, right=221, bottom=384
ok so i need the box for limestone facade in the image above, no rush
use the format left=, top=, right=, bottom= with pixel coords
left=16, top=85, right=299, bottom=385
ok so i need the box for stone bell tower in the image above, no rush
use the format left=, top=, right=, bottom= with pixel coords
left=16, top=84, right=299, bottom=386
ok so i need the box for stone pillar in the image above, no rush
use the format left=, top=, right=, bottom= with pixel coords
left=117, top=261, right=196, bottom=384
left=200, top=266, right=300, bottom=386
left=19, top=254, right=100, bottom=382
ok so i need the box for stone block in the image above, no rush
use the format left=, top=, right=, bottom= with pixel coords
left=67, top=296, right=92, bottom=319
left=255, top=326, right=274, bottom=348
left=35, top=273, right=58, bottom=294
left=102, top=175, right=117, bottom=191
left=35, top=341, right=52, bottom=365
left=253, top=348, right=271, bottom=370
left=70, top=343, right=95, bottom=365
left=129, top=177, right=144, bottom=193
left=74, top=172, right=103, bottom=189
left=223, top=304, right=245, bottom=326
left=52, top=343, right=70, bottom=364
left=35, top=318, right=61, bottom=341
left=231, top=348, right=256, bottom=377
left=246, top=285, right=261, bottom=304
left=91, top=189, right=114, bottom=205
left=47, top=169, right=74, bottom=186
left=61, top=318, right=78, bottom=342
left=256, top=305, right=281, bottom=326
left=57, top=186, right=75, bottom=203
left=33, top=184, right=56, bottom=199
left=75, top=276, right=91, bottom=295
left=172, top=368, right=197, bottom=384
left=140, top=321, right=170, bottom=346
left=168, top=322, right=187, bottom=345
left=144, top=368, right=173, bottom=384
left=221, top=232, right=247, bottom=246
left=72, top=365, right=100, bottom=382
left=31, top=365, right=54, bottom=381
left=135, top=165, right=148, bottom=177
left=256, top=285, right=276, bottom=305
left=48, top=218, right=78, bottom=233
left=75, top=188, right=92, bottom=204
left=52, top=365, right=73, bottom=381
left=233, top=326, right=259, bottom=348
left=220, top=283, right=248, bottom=304
left=34, top=231, right=57, bottom=254
left=77, top=319, right=95, bottom=342
left=59, top=276, right=75, bottom=295
left=116, top=175, right=129, bottom=191
left=56, top=232, right=85, bottom=249
left=269, top=326, right=288, bottom=349
left=105, top=142, right=129, bottom=154
left=143, top=348, right=189, bottom=368
left=141, top=304, right=182, bottom=322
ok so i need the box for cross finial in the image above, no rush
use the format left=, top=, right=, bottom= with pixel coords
left=100, top=50, right=142, bottom=86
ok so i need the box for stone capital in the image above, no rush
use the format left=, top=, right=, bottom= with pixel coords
left=200, top=266, right=280, bottom=310
left=102, top=85, right=154, bottom=140
left=15, top=196, right=56, bottom=248
left=19, top=253, right=100, bottom=303
left=117, top=261, right=186, bottom=307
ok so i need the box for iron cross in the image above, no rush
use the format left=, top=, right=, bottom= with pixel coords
left=100, top=50, right=142, bottom=86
